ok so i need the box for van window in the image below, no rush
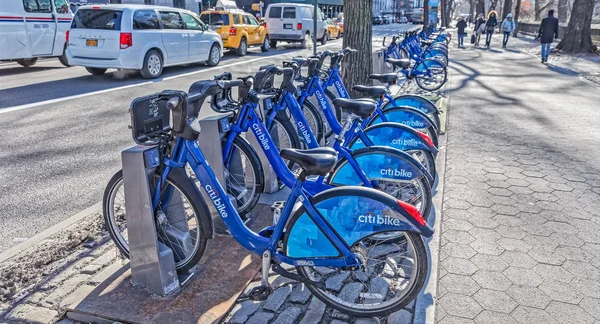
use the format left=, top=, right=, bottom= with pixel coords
left=200, top=13, right=230, bottom=26
left=22, top=0, right=52, bottom=13
left=182, top=13, right=203, bottom=30
left=159, top=11, right=184, bottom=29
left=268, top=6, right=281, bottom=18
left=282, top=7, right=296, bottom=19
left=301, top=7, right=312, bottom=19
left=133, top=10, right=160, bottom=29
left=54, top=0, right=69, bottom=14
left=72, top=9, right=122, bottom=30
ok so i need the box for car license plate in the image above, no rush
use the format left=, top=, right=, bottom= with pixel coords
left=86, top=39, right=98, bottom=47
left=284, top=24, right=293, bottom=29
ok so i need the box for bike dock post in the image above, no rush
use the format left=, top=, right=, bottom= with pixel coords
left=121, top=145, right=181, bottom=295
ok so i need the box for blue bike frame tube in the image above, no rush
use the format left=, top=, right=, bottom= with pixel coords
left=284, top=91, right=320, bottom=148
left=330, top=69, right=349, bottom=99
left=313, top=79, right=342, bottom=134
left=331, top=141, right=373, bottom=186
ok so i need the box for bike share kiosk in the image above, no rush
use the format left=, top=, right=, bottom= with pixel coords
left=121, top=92, right=232, bottom=295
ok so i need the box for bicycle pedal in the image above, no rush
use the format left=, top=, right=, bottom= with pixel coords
left=247, top=285, right=272, bottom=301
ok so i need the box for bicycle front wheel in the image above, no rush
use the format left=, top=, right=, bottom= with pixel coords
left=103, top=169, right=210, bottom=272
left=297, top=231, right=428, bottom=317
left=415, top=59, right=447, bottom=92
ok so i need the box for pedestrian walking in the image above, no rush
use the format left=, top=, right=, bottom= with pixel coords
left=456, top=17, right=467, bottom=48
left=484, top=11, right=498, bottom=49
left=474, top=13, right=486, bottom=47
left=501, top=13, right=516, bottom=48
left=537, top=9, right=559, bottom=63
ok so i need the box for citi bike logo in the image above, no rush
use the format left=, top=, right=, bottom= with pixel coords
left=334, top=80, right=347, bottom=97
left=358, top=212, right=403, bottom=227
left=205, top=185, right=228, bottom=218
left=298, top=121, right=312, bottom=144
left=315, top=90, right=329, bottom=111
left=399, top=119, right=425, bottom=128
left=381, top=167, right=413, bottom=178
left=392, top=138, right=421, bottom=147
left=252, top=123, right=270, bottom=150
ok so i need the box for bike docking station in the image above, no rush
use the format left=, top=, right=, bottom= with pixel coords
left=63, top=94, right=271, bottom=324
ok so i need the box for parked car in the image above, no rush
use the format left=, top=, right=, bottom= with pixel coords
left=0, top=0, right=73, bottom=67
left=382, top=15, right=390, bottom=24
left=66, top=5, right=223, bottom=78
left=399, top=17, right=408, bottom=23
left=325, top=18, right=341, bottom=39
left=199, top=8, right=269, bottom=56
left=335, top=18, right=344, bottom=35
left=264, top=3, right=328, bottom=48
left=372, top=16, right=383, bottom=25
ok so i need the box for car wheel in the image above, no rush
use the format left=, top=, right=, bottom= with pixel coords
left=336, top=30, right=341, bottom=39
left=270, top=39, right=277, bottom=48
left=140, top=49, right=163, bottom=79
left=261, top=36, right=270, bottom=52
left=207, top=43, right=221, bottom=66
left=85, top=67, right=107, bottom=75
left=58, top=47, right=71, bottom=67
left=16, top=58, right=38, bottom=67
left=321, top=32, right=328, bottom=45
left=236, top=37, right=248, bottom=56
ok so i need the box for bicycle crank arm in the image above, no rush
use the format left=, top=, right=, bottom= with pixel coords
left=271, top=263, right=326, bottom=290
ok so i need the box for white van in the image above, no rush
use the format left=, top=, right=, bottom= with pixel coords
left=0, top=0, right=73, bottom=67
left=66, top=5, right=223, bottom=78
left=264, top=3, right=327, bottom=49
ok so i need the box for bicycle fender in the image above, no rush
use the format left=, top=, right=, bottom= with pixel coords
left=382, top=94, right=440, bottom=116
left=370, top=106, right=438, bottom=132
left=283, top=186, right=433, bottom=259
left=328, top=146, right=434, bottom=185
left=351, top=123, right=438, bottom=155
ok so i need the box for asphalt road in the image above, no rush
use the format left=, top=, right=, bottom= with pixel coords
left=0, top=23, right=416, bottom=250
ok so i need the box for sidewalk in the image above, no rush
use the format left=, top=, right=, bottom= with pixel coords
left=437, top=33, right=600, bottom=323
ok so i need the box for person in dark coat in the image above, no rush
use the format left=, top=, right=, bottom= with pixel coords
left=537, top=9, right=559, bottom=63
left=456, top=17, right=467, bottom=48
left=474, top=13, right=486, bottom=47
left=484, top=11, right=498, bottom=49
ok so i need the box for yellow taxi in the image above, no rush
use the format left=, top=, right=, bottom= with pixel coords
left=335, top=18, right=344, bottom=35
left=326, top=18, right=341, bottom=39
left=199, top=9, right=270, bottom=56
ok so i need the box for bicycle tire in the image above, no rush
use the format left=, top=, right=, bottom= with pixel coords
left=269, top=114, right=302, bottom=165
left=223, top=135, right=265, bottom=217
left=102, top=168, right=211, bottom=272
left=324, top=88, right=344, bottom=123
left=327, top=147, right=433, bottom=220
left=415, top=59, right=447, bottom=92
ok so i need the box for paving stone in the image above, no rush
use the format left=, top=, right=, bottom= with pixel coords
left=337, top=282, right=363, bottom=304
left=272, top=306, right=303, bottom=324
left=563, top=260, right=600, bottom=281
left=470, top=254, right=509, bottom=272
left=443, top=219, right=475, bottom=231
left=470, top=240, right=505, bottom=256
left=387, top=309, right=413, bottom=323
left=501, top=251, right=539, bottom=269
left=439, top=274, right=481, bottom=296
left=325, top=272, right=351, bottom=292
left=506, top=285, right=552, bottom=309
left=511, top=306, right=559, bottom=324
left=444, top=230, right=477, bottom=244
left=228, top=300, right=262, bottom=324
left=533, top=264, right=574, bottom=283
left=438, top=315, right=476, bottom=324
left=528, top=247, right=566, bottom=265
left=330, top=320, right=349, bottom=324
left=473, top=289, right=518, bottom=313
left=503, top=266, right=544, bottom=287
left=472, top=270, right=512, bottom=291
left=354, top=318, right=380, bottom=324
left=545, top=301, right=595, bottom=324
left=490, top=204, right=519, bottom=215
left=365, top=277, right=389, bottom=303
left=44, top=274, right=90, bottom=305
left=443, top=242, right=477, bottom=258
left=4, top=304, right=58, bottom=323
left=495, top=225, right=527, bottom=239
left=438, top=293, right=483, bottom=319
left=539, top=280, right=584, bottom=304
left=474, top=310, right=518, bottom=324
left=469, top=227, right=503, bottom=241
left=441, top=257, right=479, bottom=276
left=572, top=277, right=600, bottom=299
left=246, top=311, right=274, bottom=324
left=580, top=297, right=600, bottom=320
left=262, top=285, right=292, bottom=312
left=497, top=238, right=532, bottom=253
left=289, top=283, right=312, bottom=304
left=298, top=297, right=326, bottom=324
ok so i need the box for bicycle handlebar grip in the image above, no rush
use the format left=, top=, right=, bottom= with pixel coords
left=213, top=72, right=232, bottom=81
left=220, top=79, right=244, bottom=89
left=166, top=96, right=180, bottom=110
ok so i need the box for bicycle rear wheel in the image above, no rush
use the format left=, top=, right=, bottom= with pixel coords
left=415, top=59, right=447, bottom=92
left=103, top=169, right=210, bottom=272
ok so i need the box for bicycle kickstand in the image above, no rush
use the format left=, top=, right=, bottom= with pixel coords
left=247, top=250, right=273, bottom=301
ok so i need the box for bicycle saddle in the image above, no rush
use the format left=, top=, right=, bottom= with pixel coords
left=386, top=58, right=411, bottom=69
left=352, top=85, right=387, bottom=99
left=368, top=73, right=398, bottom=85
left=332, top=98, right=377, bottom=118
left=280, top=147, right=337, bottom=176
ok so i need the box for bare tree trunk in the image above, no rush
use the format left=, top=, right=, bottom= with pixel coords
left=476, top=0, right=485, bottom=15
left=468, top=0, right=476, bottom=19
left=556, top=0, right=596, bottom=52
left=502, top=0, right=513, bottom=17
left=535, top=0, right=553, bottom=20
left=558, top=0, right=568, bottom=20
left=342, top=0, right=373, bottom=98
left=441, top=0, right=448, bottom=26
left=423, top=0, right=430, bottom=27
left=513, top=0, right=522, bottom=36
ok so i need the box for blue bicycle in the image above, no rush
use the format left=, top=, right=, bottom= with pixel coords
left=104, top=79, right=432, bottom=317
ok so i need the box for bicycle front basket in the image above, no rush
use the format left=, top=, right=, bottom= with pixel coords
left=129, top=93, right=170, bottom=144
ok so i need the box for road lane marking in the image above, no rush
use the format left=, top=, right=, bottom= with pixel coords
left=0, top=40, right=343, bottom=115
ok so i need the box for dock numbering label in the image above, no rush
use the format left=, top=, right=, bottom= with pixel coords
left=205, top=185, right=228, bottom=218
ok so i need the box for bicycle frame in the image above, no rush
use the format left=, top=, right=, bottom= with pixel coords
left=153, top=136, right=360, bottom=268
